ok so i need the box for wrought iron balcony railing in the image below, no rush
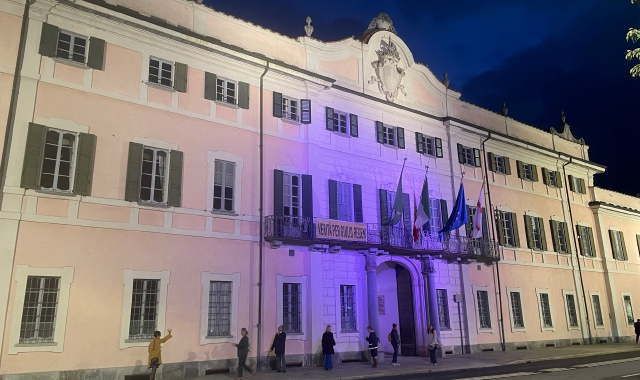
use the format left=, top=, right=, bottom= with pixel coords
left=264, top=216, right=500, bottom=261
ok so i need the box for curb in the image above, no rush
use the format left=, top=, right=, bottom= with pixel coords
left=506, top=346, right=640, bottom=365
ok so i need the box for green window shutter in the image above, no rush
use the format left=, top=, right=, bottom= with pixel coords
left=473, top=148, right=481, bottom=167
left=204, top=72, right=217, bottom=101
left=516, top=160, right=524, bottom=179
left=539, top=217, right=548, bottom=251
left=487, top=152, right=496, bottom=172
left=349, top=114, right=359, bottom=137
left=124, top=142, right=143, bottom=202
left=325, top=107, right=335, bottom=131
left=173, top=62, right=188, bottom=93
left=273, top=92, right=283, bottom=118
left=301, top=174, right=313, bottom=218
left=482, top=208, right=489, bottom=241
left=568, top=175, right=575, bottom=192
left=396, top=127, right=405, bottom=149
left=504, top=157, right=512, bottom=175
left=619, top=231, right=627, bottom=260
left=608, top=230, right=617, bottom=259
left=353, top=184, right=363, bottom=223
left=511, top=212, right=520, bottom=247
left=587, top=227, right=596, bottom=256
left=550, top=220, right=560, bottom=253
left=39, top=23, right=59, bottom=57
left=238, top=82, right=250, bottom=109
left=580, top=178, right=586, bottom=194
left=274, top=170, right=284, bottom=217
left=541, top=168, right=549, bottom=185
left=21, top=123, right=47, bottom=189
left=379, top=189, right=388, bottom=225
left=531, top=165, right=539, bottom=182
left=457, top=144, right=464, bottom=164
left=465, top=206, right=473, bottom=237
left=415, top=132, right=426, bottom=154
left=87, top=37, right=105, bottom=70
left=376, top=121, right=384, bottom=144
left=328, top=179, right=338, bottom=220
left=495, top=212, right=506, bottom=246
left=300, top=99, right=312, bottom=124
left=435, top=138, right=443, bottom=158
left=524, top=215, right=533, bottom=249
left=577, top=226, right=586, bottom=256
left=167, top=150, right=183, bottom=207
left=562, top=222, right=570, bottom=253
left=555, top=171, right=563, bottom=188
left=440, top=199, right=448, bottom=231
left=73, top=133, right=97, bottom=196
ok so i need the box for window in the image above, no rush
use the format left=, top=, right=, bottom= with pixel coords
left=283, top=283, right=302, bottom=333
left=569, top=175, right=586, bottom=194
left=207, top=281, right=232, bottom=337
left=213, top=160, right=235, bottom=212
left=340, top=285, right=357, bottom=331
left=19, top=276, right=60, bottom=344
left=539, top=292, right=553, bottom=328
left=542, top=168, right=563, bottom=188
left=283, top=172, right=301, bottom=217
left=457, top=144, right=481, bottom=167
left=577, top=226, right=596, bottom=257
left=429, top=199, right=443, bottom=235
left=509, top=291, right=525, bottom=329
left=57, top=31, right=87, bottom=63
left=333, top=111, right=349, bottom=134
left=382, top=125, right=395, bottom=145
left=437, top=289, right=450, bottom=329
left=592, top=294, right=604, bottom=327
left=216, top=78, right=236, bottom=105
left=325, top=107, right=358, bottom=137
left=623, top=295, right=634, bottom=325
left=551, top=220, right=570, bottom=254
left=609, top=230, right=628, bottom=261
left=415, top=132, right=443, bottom=158
left=477, top=290, right=491, bottom=329
left=523, top=164, right=533, bottom=180
left=376, top=122, right=405, bottom=148
left=516, top=161, right=538, bottom=181
left=140, top=147, right=168, bottom=203
left=497, top=211, right=519, bottom=247
left=547, top=171, right=558, bottom=187
left=565, top=294, right=579, bottom=328
left=385, top=191, right=399, bottom=226
left=337, top=182, right=353, bottom=222
left=41, top=129, right=76, bottom=192
left=148, top=58, right=173, bottom=87
left=488, top=153, right=511, bottom=175
left=274, top=93, right=310, bottom=123
left=282, top=96, right=299, bottom=122
left=525, top=216, right=546, bottom=251
left=128, top=279, right=159, bottom=340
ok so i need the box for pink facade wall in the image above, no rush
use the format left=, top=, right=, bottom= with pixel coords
left=0, top=12, right=21, bottom=69
left=91, top=43, right=142, bottom=99
left=104, top=0, right=193, bottom=29
left=319, top=57, right=359, bottom=82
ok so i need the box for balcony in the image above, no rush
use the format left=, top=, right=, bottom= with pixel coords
left=264, top=216, right=500, bottom=262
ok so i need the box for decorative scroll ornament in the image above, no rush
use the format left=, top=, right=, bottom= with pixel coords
left=550, top=111, right=585, bottom=145
left=368, top=37, right=407, bottom=102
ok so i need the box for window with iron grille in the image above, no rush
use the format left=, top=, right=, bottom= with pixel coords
left=283, top=283, right=302, bottom=333
left=57, top=31, right=87, bottom=63
left=565, top=294, right=579, bottom=327
left=477, top=290, right=491, bottom=328
left=592, top=295, right=604, bottom=326
left=128, top=279, right=159, bottom=339
left=337, top=182, right=353, bottom=222
left=623, top=295, right=634, bottom=325
left=340, top=285, right=357, bottom=331
left=140, top=147, right=167, bottom=203
left=539, top=293, right=553, bottom=328
left=208, top=281, right=232, bottom=337
left=437, top=289, right=451, bottom=329
left=282, top=96, right=299, bottom=121
left=509, top=291, right=525, bottom=329
left=216, top=78, right=237, bottom=105
left=148, top=58, right=173, bottom=87
left=40, top=129, right=76, bottom=192
left=19, top=276, right=60, bottom=344
left=213, top=160, right=235, bottom=212
left=283, top=173, right=301, bottom=217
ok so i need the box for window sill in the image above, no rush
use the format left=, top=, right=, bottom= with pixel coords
left=280, top=117, right=302, bottom=126
left=380, top=143, right=399, bottom=149
left=594, top=325, right=605, bottom=329
left=462, top=163, right=481, bottom=168
left=340, top=330, right=359, bottom=334
left=211, top=210, right=238, bottom=217
left=15, top=342, right=58, bottom=347
left=138, top=201, right=170, bottom=209
left=214, top=100, right=239, bottom=109
left=511, top=327, right=526, bottom=332
left=205, top=335, right=234, bottom=339
left=125, top=339, right=152, bottom=343
left=478, top=328, right=493, bottom=333
left=540, top=327, right=555, bottom=332
left=286, top=332, right=304, bottom=336
left=146, top=81, right=175, bottom=92
left=35, top=189, right=77, bottom=198
left=52, top=57, right=90, bottom=70
left=568, top=326, right=581, bottom=331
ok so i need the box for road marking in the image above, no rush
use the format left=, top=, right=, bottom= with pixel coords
left=573, top=357, right=640, bottom=368
left=621, top=373, right=640, bottom=378
left=539, top=368, right=573, bottom=372
left=452, top=373, right=539, bottom=380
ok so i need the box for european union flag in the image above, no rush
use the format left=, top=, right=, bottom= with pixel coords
left=439, top=182, right=468, bottom=234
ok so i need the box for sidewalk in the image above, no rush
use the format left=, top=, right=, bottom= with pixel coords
left=193, top=343, right=640, bottom=380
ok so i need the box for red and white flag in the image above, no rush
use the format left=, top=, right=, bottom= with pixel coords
left=470, top=182, right=485, bottom=239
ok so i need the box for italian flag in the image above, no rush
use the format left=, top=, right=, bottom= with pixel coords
left=413, top=175, right=431, bottom=242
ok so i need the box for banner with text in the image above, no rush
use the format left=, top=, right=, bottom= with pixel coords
left=315, top=219, right=368, bottom=242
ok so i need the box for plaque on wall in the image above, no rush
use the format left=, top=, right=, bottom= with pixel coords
left=378, top=295, right=385, bottom=315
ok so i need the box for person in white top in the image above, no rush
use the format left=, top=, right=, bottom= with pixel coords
left=427, top=324, right=440, bottom=365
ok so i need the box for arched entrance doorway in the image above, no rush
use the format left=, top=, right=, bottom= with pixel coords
left=377, top=261, right=417, bottom=356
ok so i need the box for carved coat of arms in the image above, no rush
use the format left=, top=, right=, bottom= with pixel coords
left=368, top=37, right=407, bottom=103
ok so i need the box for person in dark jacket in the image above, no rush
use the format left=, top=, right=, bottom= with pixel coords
left=321, top=325, right=336, bottom=370
left=234, top=328, right=255, bottom=380
left=635, top=319, right=640, bottom=344
left=366, top=326, right=379, bottom=368
left=270, top=325, right=287, bottom=372
left=390, top=323, right=400, bottom=366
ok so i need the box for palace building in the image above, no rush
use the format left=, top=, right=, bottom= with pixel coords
left=0, top=0, right=639, bottom=378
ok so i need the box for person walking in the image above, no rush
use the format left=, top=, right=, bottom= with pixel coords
left=148, top=329, right=172, bottom=380
left=270, top=325, right=287, bottom=372
left=321, top=325, right=336, bottom=370
left=366, top=326, right=379, bottom=368
left=635, top=318, right=640, bottom=344
left=390, top=323, right=400, bottom=366
left=234, top=328, right=255, bottom=380
left=427, top=324, right=440, bottom=365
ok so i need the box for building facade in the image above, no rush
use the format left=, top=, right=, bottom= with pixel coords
left=0, top=0, right=639, bottom=378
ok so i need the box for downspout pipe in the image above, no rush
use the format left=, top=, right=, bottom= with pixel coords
left=257, top=62, right=269, bottom=371
left=0, top=0, right=34, bottom=210
left=480, top=133, right=506, bottom=352
left=562, top=156, right=593, bottom=344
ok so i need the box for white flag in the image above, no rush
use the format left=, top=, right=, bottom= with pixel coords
left=470, top=185, right=485, bottom=239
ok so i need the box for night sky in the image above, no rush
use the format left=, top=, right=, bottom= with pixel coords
left=204, top=0, right=640, bottom=196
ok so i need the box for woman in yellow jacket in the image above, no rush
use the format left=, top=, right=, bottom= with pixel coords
left=148, top=329, right=172, bottom=380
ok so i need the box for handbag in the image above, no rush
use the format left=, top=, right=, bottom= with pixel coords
left=150, top=357, right=159, bottom=365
